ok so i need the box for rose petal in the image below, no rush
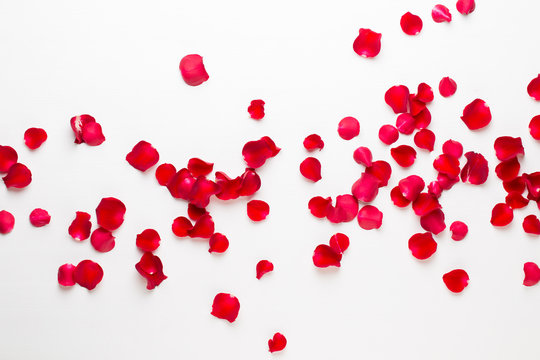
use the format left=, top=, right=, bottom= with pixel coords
left=126, top=141, right=159, bottom=172
left=351, top=172, right=380, bottom=202
left=365, top=160, right=392, bottom=187
left=74, top=260, right=104, bottom=290
left=494, top=136, right=524, bottom=161
left=353, top=146, right=373, bottom=167
left=442, top=140, right=463, bottom=158
left=90, top=227, right=115, bottom=253
left=3, top=163, right=32, bottom=189
left=523, top=262, right=540, bottom=286
left=58, top=263, right=76, bottom=287
left=187, top=158, right=214, bottom=177
left=187, top=203, right=208, bottom=221
left=209, top=233, right=229, bottom=253
left=390, top=186, right=411, bottom=207
left=456, top=0, right=475, bottom=15
left=167, top=168, right=196, bottom=200
left=432, top=4, right=452, bottom=22
left=443, top=269, right=469, bottom=293
left=242, top=136, right=280, bottom=168
left=248, top=99, right=265, bottom=120
left=503, top=176, right=526, bottom=194
left=414, top=129, right=435, bottom=152
left=329, top=233, right=350, bottom=254
left=428, top=181, right=443, bottom=198
left=238, top=168, right=261, bottom=197
left=353, top=28, right=382, bottom=58
left=391, top=145, right=416, bottom=168
left=400, top=12, right=423, bottom=35
left=408, top=232, right=437, bottom=259
left=379, top=125, right=399, bottom=145
left=303, top=134, right=324, bottom=151
left=308, top=196, right=332, bottom=218
left=68, top=211, right=91, bottom=241
left=395, top=113, right=415, bottom=135
left=135, top=252, right=167, bottom=290
left=155, top=163, right=177, bottom=186
left=524, top=172, right=540, bottom=201
left=256, top=260, right=274, bottom=279
left=416, top=83, right=434, bottom=103
left=437, top=173, right=460, bottom=191
left=357, top=205, right=383, bottom=230
left=0, top=210, right=15, bottom=234
left=24, top=128, right=47, bottom=150
left=461, top=99, right=491, bottom=130
left=495, top=157, right=520, bottom=182
left=529, top=115, right=540, bottom=140
left=338, top=117, right=360, bottom=140
left=211, top=293, right=240, bottom=322
left=0, top=145, right=17, bottom=173
left=247, top=200, right=269, bottom=221
left=490, top=203, right=513, bottom=226
left=189, top=214, right=215, bottom=238
left=312, top=244, right=342, bottom=268
left=96, top=197, right=126, bottom=231
left=433, top=154, right=460, bottom=178
left=70, top=114, right=95, bottom=144
left=268, top=333, right=287, bottom=353
left=81, top=122, right=105, bottom=146
left=385, top=85, right=410, bottom=114
left=189, top=176, right=220, bottom=208
left=523, top=215, right=540, bottom=235
left=136, top=229, right=161, bottom=252
left=460, top=152, right=489, bottom=185
left=399, top=175, right=425, bottom=202
left=412, top=193, right=442, bottom=216
left=413, top=108, right=432, bottom=129
left=420, top=209, right=446, bottom=235
left=179, top=54, right=209, bottom=86
left=300, top=157, right=322, bottom=182
left=450, top=221, right=468, bottom=241
left=439, top=77, right=457, bottom=97
left=172, top=216, right=193, bottom=237
left=326, top=194, right=359, bottom=223
left=505, top=192, right=529, bottom=209
left=29, top=208, right=50, bottom=227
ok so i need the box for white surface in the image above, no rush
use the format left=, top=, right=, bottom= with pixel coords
left=1, top=0, right=540, bottom=359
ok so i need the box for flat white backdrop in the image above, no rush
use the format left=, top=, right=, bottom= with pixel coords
left=1, top=0, right=540, bottom=358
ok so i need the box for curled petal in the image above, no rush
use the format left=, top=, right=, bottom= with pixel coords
left=242, top=136, right=280, bottom=168
left=414, top=129, right=435, bottom=152
left=126, top=141, right=159, bottom=172
left=247, top=200, right=270, bottom=221
left=24, top=128, right=47, bottom=149
left=529, top=115, right=540, bottom=140
left=523, top=215, right=540, bottom=235
left=238, top=168, right=261, bottom=196
left=456, top=0, right=475, bottom=15
left=90, top=227, right=115, bottom=253
left=187, top=158, right=214, bottom=177
left=400, top=12, right=423, bottom=35
left=442, top=140, right=463, bottom=158
left=74, top=260, right=103, bottom=290
left=438, top=173, right=459, bottom=191
left=211, top=293, right=240, bottom=322
left=523, top=262, right=540, bottom=286
left=338, top=117, right=360, bottom=140
left=155, top=163, right=177, bottom=186
left=168, top=168, right=196, bottom=200
left=450, top=221, right=468, bottom=241
left=409, top=96, right=426, bottom=116
left=412, top=193, right=441, bottom=216
left=189, top=214, right=215, bottom=238
left=495, top=158, right=520, bottom=182
left=505, top=192, right=529, bottom=209
left=433, top=154, right=460, bottom=178
left=408, top=232, right=437, bottom=260
left=461, top=99, right=491, bottom=130
left=432, top=4, right=452, bottom=22
left=172, top=216, right=193, bottom=237
left=416, top=83, right=434, bottom=103
left=96, top=197, right=126, bottom=231
left=209, top=233, right=229, bottom=253
left=399, top=175, right=425, bottom=202
left=379, top=125, right=399, bottom=145
left=81, top=122, right=105, bottom=146
left=136, top=229, right=161, bottom=252
left=248, top=99, right=265, bottom=120
left=256, top=260, right=274, bottom=279
left=460, top=151, right=489, bottom=185
left=391, top=145, right=416, bottom=167
left=0, top=210, right=15, bottom=234
left=494, top=136, right=524, bottom=161
left=490, top=203, right=513, bottom=226
left=189, top=176, right=220, bottom=208
left=428, top=181, right=443, bottom=198
left=135, top=252, right=167, bottom=290
left=58, top=264, right=76, bottom=287
left=326, top=195, right=359, bottom=223
left=0, top=145, right=17, bottom=173
left=3, top=163, right=32, bottom=189
left=29, top=208, right=50, bottom=227
left=312, top=244, right=342, bottom=268
left=420, top=209, right=446, bottom=235
left=215, top=172, right=243, bottom=201
left=439, top=77, right=457, bottom=97
left=353, top=28, right=382, bottom=58
left=357, top=205, right=383, bottom=230
left=353, top=146, right=373, bottom=167
left=268, top=333, right=287, bottom=353
left=303, top=134, right=324, bottom=151
left=524, top=172, right=540, bottom=201
left=385, top=85, right=410, bottom=114
left=179, top=54, right=209, bottom=86
left=413, top=108, right=431, bottom=129
left=70, top=114, right=95, bottom=144
left=396, top=113, right=415, bottom=135
left=443, top=269, right=469, bottom=293
left=299, top=157, right=322, bottom=182
left=365, top=160, right=392, bottom=187
left=187, top=204, right=208, bottom=221
left=351, top=172, right=380, bottom=202
left=329, top=233, right=350, bottom=254
left=68, top=211, right=91, bottom=241
left=390, top=186, right=411, bottom=207
left=308, top=196, right=332, bottom=218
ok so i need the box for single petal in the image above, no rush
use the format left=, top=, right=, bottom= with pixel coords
left=385, top=85, right=410, bottom=114
left=439, top=77, right=457, bottom=97
left=450, top=221, right=468, bottom=240
left=420, top=209, right=446, bottom=235
left=329, top=233, right=350, bottom=254
left=460, top=151, right=489, bottom=185
left=238, top=168, right=261, bottom=196
left=187, top=158, right=214, bottom=177
left=172, top=216, right=193, bottom=237
left=299, top=157, right=322, bottom=182
left=155, top=163, right=177, bottom=186
left=353, top=28, right=382, bottom=58
left=187, top=203, right=208, bottom=221
left=529, top=115, right=540, bottom=140
left=303, top=134, right=324, bottom=151
left=81, top=122, right=105, bottom=146
left=268, top=333, right=287, bottom=353
left=505, top=192, right=529, bottom=209
left=428, top=181, right=443, bottom=198
left=365, top=160, right=392, bottom=187
left=326, top=194, right=359, bottom=223
left=490, top=203, right=513, bottom=226
left=456, top=0, right=475, bottom=15
left=68, top=211, right=91, bottom=241
left=442, top=140, right=463, bottom=158
left=209, top=233, right=229, bottom=253
left=416, top=83, right=434, bottom=103
left=136, top=229, right=161, bottom=252
left=179, top=54, right=209, bottom=86
left=256, top=260, right=274, bottom=279
left=96, top=197, right=126, bottom=231
left=414, top=129, right=435, bottom=151
left=167, top=168, right=196, bottom=200
left=0, top=145, right=17, bottom=173
left=351, top=172, right=380, bottom=202
left=242, top=136, right=280, bottom=168
left=353, top=146, right=373, bottom=167
left=189, top=176, right=220, bottom=208
left=338, top=117, right=360, bottom=140
left=390, top=186, right=411, bottom=207
left=58, top=264, right=76, bottom=287
left=396, top=113, right=416, bottom=135
left=400, top=12, right=423, bottom=35
left=23, top=128, right=47, bottom=149
left=3, top=163, right=32, bottom=189
left=312, top=244, right=342, bottom=268
left=443, top=269, right=469, bottom=293
left=391, top=145, right=416, bottom=167
left=412, top=193, right=442, bottom=216
left=0, top=210, right=15, bottom=234
left=523, top=215, right=540, bottom=235
left=357, top=205, right=383, bottom=230
left=29, top=208, right=50, bottom=227
left=432, top=4, right=452, bottom=22
left=461, top=99, right=491, bottom=130
left=135, top=252, right=167, bottom=290
left=495, top=158, right=520, bottom=182
left=398, top=175, right=425, bottom=201
left=408, top=232, right=437, bottom=259
left=413, top=108, right=432, bottom=129
left=494, top=136, right=524, bottom=161
left=126, top=141, right=159, bottom=172
left=523, top=262, right=540, bottom=286
left=248, top=99, right=265, bottom=120
left=379, top=125, right=399, bottom=145
left=433, top=154, right=460, bottom=178
left=74, top=260, right=104, bottom=290
left=211, top=293, right=240, bottom=322
left=90, top=227, right=115, bottom=253
left=70, top=114, right=95, bottom=144
left=308, top=196, right=332, bottom=218
left=247, top=200, right=269, bottom=221
left=189, top=214, right=215, bottom=238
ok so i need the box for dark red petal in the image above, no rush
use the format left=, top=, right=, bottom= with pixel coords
left=29, top=208, right=50, bottom=227
left=189, top=176, right=220, bottom=208
left=256, top=260, right=274, bottom=279
left=312, top=244, right=342, bottom=268
left=90, top=227, right=116, bottom=253
left=300, top=157, right=322, bottom=182
left=353, top=147, right=373, bottom=167
left=523, top=215, right=540, bottom=235
left=524, top=172, right=540, bottom=201
left=420, top=209, right=446, bottom=235
left=126, top=141, right=159, bottom=172
left=490, top=203, right=513, bottom=226
left=74, top=260, right=104, bottom=290
left=442, top=140, right=463, bottom=158
left=0, top=210, right=15, bottom=234
left=432, top=4, right=452, bottom=22
left=456, top=0, right=475, bottom=15
left=247, top=200, right=269, bottom=221
left=353, top=28, right=382, bottom=58
left=308, top=196, right=332, bottom=218
left=179, top=54, right=209, bottom=86
left=399, top=175, right=425, bottom=201
left=136, top=229, right=161, bottom=252
left=187, top=158, right=214, bottom=177
left=412, top=193, right=442, bottom=216
left=391, top=145, right=416, bottom=167
left=326, top=195, right=359, bottom=223
left=408, top=232, right=437, bottom=260
left=96, top=197, right=126, bottom=231
left=396, top=113, right=416, bottom=135
left=494, top=136, right=524, bottom=161
left=58, top=264, right=76, bottom=287
left=428, top=181, right=443, bottom=198
left=503, top=176, right=526, bottom=194
left=439, top=77, right=457, bottom=97
left=365, top=160, right=392, bottom=187
left=523, top=262, right=540, bottom=286
left=303, top=134, right=324, bottom=151
left=68, top=211, right=91, bottom=241
left=81, top=122, right=105, bottom=146
left=3, top=163, right=32, bottom=189
left=433, top=154, right=460, bottom=178
left=505, top=192, right=529, bottom=209
left=413, top=108, right=432, bottom=129
left=135, top=252, right=167, bottom=290
left=70, top=114, right=95, bottom=144
left=530, top=115, right=540, bottom=140
left=0, top=146, right=17, bottom=173
left=209, top=233, right=229, bottom=253
left=351, top=172, right=380, bottom=202
left=211, top=293, right=240, bottom=322
left=215, top=172, right=242, bottom=200
left=242, top=136, right=280, bottom=168
left=443, top=269, right=469, bottom=293
left=357, top=205, right=383, bottom=230
left=189, top=214, right=215, bottom=238
left=155, top=163, right=177, bottom=186
left=24, top=128, right=47, bottom=149
left=460, top=152, right=489, bottom=185
left=400, top=12, right=423, bottom=35
left=461, top=99, right=491, bottom=130
left=167, top=168, right=196, bottom=200
left=416, top=83, right=434, bottom=103
left=390, top=186, right=411, bottom=207
left=437, top=173, right=460, bottom=191
left=450, top=221, right=468, bottom=241
left=238, top=168, right=261, bottom=196
left=338, top=117, right=360, bottom=140
left=495, top=158, right=520, bottom=182
left=409, top=95, right=427, bottom=116
left=379, top=125, right=399, bottom=145
left=187, top=203, right=208, bottom=221
left=248, top=99, right=265, bottom=120
left=329, top=233, right=350, bottom=254
left=414, top=129, right=435, bottom=151
left=385, top=85, right=410, bottom=114
left=172, top=216, right=193, bottom=237
left=268, top=333, right=287, bottom=353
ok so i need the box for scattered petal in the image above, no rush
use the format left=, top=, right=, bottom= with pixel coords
left=396, top=113, right=416, bottom=135
left=442, top=140, right=463, bottom=158
left=172, top=216, right=193, bottom=237
left=494, top=136, right=524, bottom=161
left=450, top=221, right=468, bottom=240
left=400, top=12, right=423, bottom=35
left=408, top=232, right=437, bottom=259
left=365, top=160, right=392, bottom=187
left=399, top=175, right=425, bottom=201
left=413, top=108, right=432, bottom=129
left=379, top=125, right=399, bottom=145
left=456, top=0, right=475, bottom=15
left=303, top=134, right=324, bottom=151
left=443, top=269, right=469, bottom=293
left=242, top=136, right=280, bottom=168
left=460, top=152, right=489, bottom=185
left=74, top=260, right=104, bottom=290
left=428, top=181, right=443, bottom=198
left=416, top=83, right=434, bottom=103
left=96, top=197, right=126, bottom=231
left=29, top=208, right=50, bottom=227
left=390, top=186, right=411, bottom=207
left=179, top=54, right=209, bottom=86
left=412, top=193, right=442, bottom=216
left=414, top=129, right=435, bottom=151
left=433, top=154, right=460, bottom=178
left=189, top=176, right=220, bottom=208
left=299, top=157, right=322, bottom=182
left=503, top=176, right=526, bottom=194
left=528, top=75, right=540, bottom=100
left=490, top=203, right=513, bottom=226
left=58, top=263, right=76, bottom=287
left=187, top=203, right=208, bottom=221
left=461, top=99, right=491, bottom=130
left=505, top=192, right=529, bottom=209
left=0, top=210, right=15, bottom=234
left=81, top=122, right=106, bottom=146
left=0, top=145, right=17, bottom=173
left=338, top=117, right=360, bottom=140
left=189, top=214, right=215, bottom=238
left=420, top=209, right=446, bottom=235
left=3, top=163, right=32, bottom=188
left=155, top=163, right=177, bottom=186
left=385, top=85, right=410, bottom=114
left=248, top=99, right=265, bottom=120
left=495, top=158, right=520, bottom=182
left=439, top=77, right=457, bottom=97
left=247, top=200, right=270, bottom=221
left=312, top=244, right=342, bottom=268
left=268, top=333, right=287, bottom=353
left=70, top=114, right=95, bottom=144
left=529, top=115, right=540, bottom=140
left=135, top=252, right=167, bottom=290
left=90, top=227, right=115, bottom=253
left=351, top=172, right=380, bottom=202
left=391, top=145, right=416, bottom=167
left=329, top=233, right=350, bottom=254
left=238, top=168, right=261, bottom=196
left=256, top=260, right=274, bottom=279
left=353, top=28, right=382, bottom=58
left=188, top=158, right=214, bottom=177
left=523, top=262, right=540, bottom=286
left=357, top=205, right=383, bottom=230
left=126, top=141, right=159, bottom=172
left=136, top=229, right=161, bottom=252
left=432, top=4, right=452, bottom=22
left=24, top=128, right=47, bottom=149
left=209, top=233, right=229, bottom=253
left=68, top=211, right=91, bottom=241
left=326, top=194, right=359, bottom=223
left=523, top=215, right=540, bottom=235
left=211, top=293, right=240, bottom=322
left=353, top=146, right=373, bottom=167
left=308, top=196, right=332, bottom=218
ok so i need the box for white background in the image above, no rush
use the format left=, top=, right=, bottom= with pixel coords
left=0, top=0, right=540, bottom=359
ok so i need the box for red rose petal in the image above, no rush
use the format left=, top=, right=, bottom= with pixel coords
left=179, top=54, right=209, bottom=86
left=300, top=157, right=322, bottom=182
left=391, top=145, right=416, bottom=167
left=416, top=83, right=434, bottom=103
left=437, top=173, right=460, bottom=190
left=126, top=141, right=159, bottom=172
left=248, top=99, right=265, bottom=120
left=523, top=262, right=540, bottom=286
left=351, top=172, right=380, bottom=202
left=326, top=194, right=359, bottom=223
left=433, top=154, right=460, bottom=178
left=189, top=177, right=220, bottom=208
left=215, top=172, right=243, bottom=201
left=450, top=221, right=468, bottom=241
left=414, top=129, right=435, bottom=152
left=524, top=172, right=540, bottom=201
left=412, top=193, right=442, bottom=216
left=408, top=232, right=437, bottom=260
left=395, top=113, right=415, bottom=135
left=135, top=252, right=167, bottom=290
left=442, top=140, right=463, bottom=158
left=428, top=181, right=443, bottom=198
left=0, top=145, right=17, bottom=173
left=209, top=233, right=229, bottom=253
left=357, top=205, right=383, bottom=230
left=432, top=4, right=452, bottom=22
left=390, top=186, right=411, bottom=207
left=96, top=197, right=126, bottom=231
left=187, top=158, right=214, bottom=177
left=211, top=293, right=240, bottom=322
left=303, top=134, right=324, bottom=151
left=70, top=114, right=95, bottom=144
left=505, top=192, right=529, bottom=209
left=495, top=158, right=520, bottom=182
left=308, top=196, right=332, bottom=218
left=238, top=168, right=261, bottom=197
left=338, top=117, right=360, bottom=140
left=90, top=227, right=116, bottom=253
left=410, top=96, right=427, bottom=117
left=0, top=210, right=15, bottom=234
left=503, top=176, right=526, bottom=194
left=268, top=332, right=287, bottom=353
left=365, top=160, right=392, bottom=187
left=136, top=229, right=161, bottom=252
left=461, top=99, right=491, bottom=130
left=530, top=115, right=540, bottom=140
left=3, top=163, right=32, bottom=189
left=443, top=269, right=469, bottom=293
left=420, top=209, right=446, bottom=235
left=247, top=200, right=269, bottom=221
left=24, top=128, right=47, bottom=150
left=353, top=146, right=373, bottom=167
left=189, top=214, right=215, bottom=238
left=414, top=108, right=432, bottom=129
left=74, top=260, right=104, bottom=290
left=187, top=204, right=208, bottom=221
left=167, top=168, right=196, bottom=200
left=527, top=74, right=540, bottom=100
left=155, top=163, right=177, bottom=186
left=400, top=12, right=423, bottom=35
left=353, top=28, right=382, bottom=58
left=490, top=203, right=513, bottom=226
left=439, top=77, right=457, bottom=97
left=256, top=260, right=274, bottom=279
left=57, top=263, right=76, bottom=287
left=379, top=124, right=399, bottom=145
left=460, top=151, right=489, bottom=185
left=329, top=233, right=350, bottom=254
left=68, top=211, right=91, bottom=241
left=81, top=122, right=105, bottom=146
left=172, top=216, right=193, bottom=237
left=523, top=215, right=540, bottom=235
left=29, top=208, right=50, bottom=227
left=242, top=136, right=280, bottom=168
left=494, top=136, right=524, bottom=162
left=385, top=85, right=410, bottom=114
left=399, top=175, right=425, bottom=202
left=312, top=244, right=342, bottom=268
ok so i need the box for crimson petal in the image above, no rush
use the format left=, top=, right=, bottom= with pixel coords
left=0, top=210, right=15, bottom=234
left=29, top=208, right=50, bottom=227
left=490, top=203, right=513, bottom=226
left=74, top=260, right=103, bottom=290
left=420, top=209, right=446, bottom=235
left=90, top=227, right=115, bottom=253
left=443, top=269, right=469, bottom=293
left=385, top=85, right=410, bottom=114
left=303, top=134, right=324, bottom=151
left=211, top=293, right=240, bottom=322
left=209, top=233, right=229, bottom=253
left=391, top=145, right=416, bottom=167
left=408, top=232, right=437, bottom=260
left=58, top=264, right=76, bottom=287
left=461, top=99, right=491, bottom=130
left=460, top=152, right=489, bottom=185
left=126, top=141, right=159, bottom=172
left=3, top=163, right=32, bottom=188
left=353, top=28, right=382, bottom=58
left=400, top=12, right=423, bottom=35
left=338, top=117, right=360, bottom=140
left=24, top=128, right=47, bottom=149
left=96, top=197, right=126, bottom=231
left=135, top=252, right=167, bottom=290
left=450, top=221, right=468, bottom=241
left=68, top=211, right=91, bottom=241
left=312, top=244, right=342, bottom=268
left=432, top=5, right=452, bottom=22
left=136, top=229, right=161, bottom=252
left=357, top=205, right=383, bottom=230
left=0, top=146, right=17, bottom=173
left=179, top=54, right=209, bottom=86
left=256, top=260, right=274, bottom=279
left=248, top=99, right=265, bottom=120
left=300, top=157, right=322, bottom=182
left=268, top=333, right=287, bottom=353
left=523, top=262, right=540, bottom=286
